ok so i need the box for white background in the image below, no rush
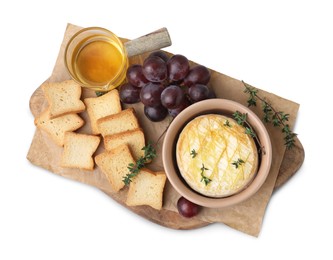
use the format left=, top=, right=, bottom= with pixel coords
left=0, top=0, right=332, bottom=259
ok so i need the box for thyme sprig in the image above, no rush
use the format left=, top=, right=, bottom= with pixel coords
left=232, top=111, right=263, bottom=154
left=123, top=142, right=157, bottom=185
left=200, top=164, right=211, bottom=186
left=243, top=80, right=297, bottom=149
left=232, top=111, right=247, bottom=126
left=232, top=158, right=245, bottom=169
left=245, top=126, right=257, bottom=138
left=224, top=120, right=232, bottom=127
left=190, top=149, right=198, bottom=158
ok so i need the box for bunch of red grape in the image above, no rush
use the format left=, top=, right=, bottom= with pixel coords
left=119, top=51, right=215, bottom=122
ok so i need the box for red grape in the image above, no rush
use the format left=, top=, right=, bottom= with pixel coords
left=177, top=197, right=200, bottom=218
left=148, top=51, right=169, bottom=62
left=140, top=82, right=164, bottom=107
left=183, top=65, right=211, bottom=87
left=167, top=54, right=190, bottom=82
left=142, top=56, right=167, bottom=82
left=160, top=85, right=185, bottom=109
left=188, top=84, right=210, bottom=102
left=126, top=64, right=149, bottom=88
left=119, top=83, right=141, bottom=104
left=168, top=98, right=191, bottom=118
left=144, top=105, right=168, bottom=122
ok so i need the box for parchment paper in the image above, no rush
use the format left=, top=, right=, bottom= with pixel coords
left=27, top=24, right=299, bottom=237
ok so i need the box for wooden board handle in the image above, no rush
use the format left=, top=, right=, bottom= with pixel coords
left=124, top=27, right=172, bottom=57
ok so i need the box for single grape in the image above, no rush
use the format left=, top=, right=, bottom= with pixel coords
left=183, top=65, right=211, bottom=87
left=188, top=84, right=210, bottom=102
left=126, top=64, right=149, bottom=88
left=177, top=197, right=200, bottom=218
left=119, top=83, right=141, bottom=104
left=167, top=54, right=190, bottom=82
left=144, top=105, right=168, bottom=122
left=142, top=56, right=167, bottom=82
left=140, top=82, right=164, bottom=107
left=148, top=51, right=169, bottom=62
left=160, top=85, right=185, bottom=109
left=168, top=98, right=191, bottom=118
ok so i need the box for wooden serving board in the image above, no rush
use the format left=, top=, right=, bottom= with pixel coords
left=28, top=85, right=304, bottom=230
left=27, top=24, right=305, bottom=234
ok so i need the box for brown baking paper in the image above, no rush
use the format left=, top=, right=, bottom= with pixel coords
left=27, top=24, right=300, bottom=237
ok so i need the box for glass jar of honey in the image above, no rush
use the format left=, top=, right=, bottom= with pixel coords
left=65, top=27, right=128, bottom=92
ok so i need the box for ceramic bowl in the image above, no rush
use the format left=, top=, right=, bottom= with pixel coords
left=162, top=99, right=272, bottom=208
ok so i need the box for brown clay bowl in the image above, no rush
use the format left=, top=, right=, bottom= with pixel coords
left=162, top=99, right=272, bottom=208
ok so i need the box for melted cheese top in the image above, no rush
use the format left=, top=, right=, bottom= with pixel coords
left=176, top=114, right=258, bottom=198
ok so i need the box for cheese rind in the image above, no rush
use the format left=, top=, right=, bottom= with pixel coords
left=176, top=114, right=258, bottom=198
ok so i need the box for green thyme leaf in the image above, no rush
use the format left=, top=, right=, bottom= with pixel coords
left=232, top=111, right=247, bottom=126
left=224, top=120, right=232, bottom=127
left=95, top=91, right=106, bottom=97
left=245, top=127, right=257, bottom=138
left=200, top=164, right=211, bottom=186
left=243, top=81, right=258, bottom=107
left=190, top=149, right=198, bottom=158
left=232, top=158, right=245, bottom=169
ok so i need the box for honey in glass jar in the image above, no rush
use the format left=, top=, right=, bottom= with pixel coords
left=65, top=27, right=128, bottom=91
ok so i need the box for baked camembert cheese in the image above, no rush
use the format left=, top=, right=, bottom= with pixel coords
left=176, top=114, right=258, bottom=198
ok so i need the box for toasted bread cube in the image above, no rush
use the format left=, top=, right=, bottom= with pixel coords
left=34, top=108, right=84, bottom=146
left=97, top=108, right=140, bottom=137
left=84, top=89, right=122, bottom=135
left=95, top=144, right=136, bottom=192
left=42, top=80, right=85, bottom=118
left=126, top=170, right=166, bottom=210
left=61, top=132, right=100, bottom=171
left=104, top=128, right=145, bottom=160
